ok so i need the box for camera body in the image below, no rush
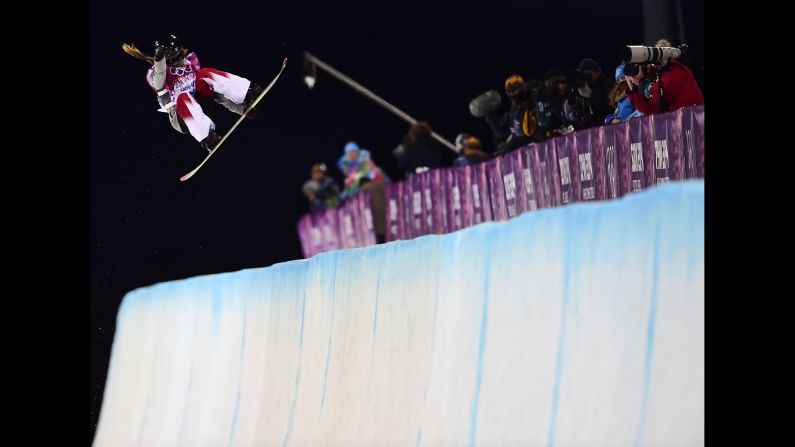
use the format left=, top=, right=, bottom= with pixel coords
left=623, top=63, right=643, bottom=77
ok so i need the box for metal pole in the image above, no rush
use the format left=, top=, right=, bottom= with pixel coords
left=304, top=52, right=458, bottom=153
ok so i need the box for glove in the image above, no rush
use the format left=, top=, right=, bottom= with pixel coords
left=154, top=41, right=166, bottom=61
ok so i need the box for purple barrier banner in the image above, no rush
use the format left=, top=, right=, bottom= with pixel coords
left=398, top=181, right=409, bottom=239
left=297, top=107, right=705, bottom=258
left=295, top=192, right=376, bottom=257
left=461, top=165, right=479, bottom=227
left=457, top=165, right=476, bottom=229
left=623, top=118, right=653, bottom=193
left=525, top=141, right=560, bottom=208
left=296, top=214, right=314, bottom=258
left=694, top=106, right=704, bottom=176
left=573, top=128, right=599, bottom=202
left=402, top=176, right=414, bottom=240
left=435, top=168, right=449, bottom=234
left=310, top=215, right=325, bottom=257
left=499, top=152, right=523, bottom=218
left=487, top=157, right=509, bottom=221
left=517, top=147, right=540, bottom=212
left=554, top=134, right=577, bottom=205
left=592, top=126, right=609, bottom=201
left=445, top=166, right=468, bottom=232
left=385, top=182, right=402, bottom=242
left=615, top=121, right=635, bottom=197
left=456, top=166, right=478, bottom=228
left=410, top=174, right=425, bottom=237
left=471, top=162, right=493, bottom=225
left=679, top=106, right=705, bottom=178
left=421, top=170, right=446, bottom=235
left=350, top=197, right=365, bottom=247
left=320, top=209, right=340, bottom=253
left=336, top=203, right=356, bottom=249
left=644, top=111, right=684, bottom=185
left=419, top=171, right=432, bottom=235
left=588, top=126, right=611, bottom=201
left=597, top=124, right=625, bottom=200
left=356, top=191, right=377, bottom=246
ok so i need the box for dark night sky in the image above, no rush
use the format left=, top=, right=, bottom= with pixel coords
left=90, top=0, right=703, bottom=439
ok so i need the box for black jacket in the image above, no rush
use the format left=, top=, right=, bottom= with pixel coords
left=396, top=136, right=447, bottom=178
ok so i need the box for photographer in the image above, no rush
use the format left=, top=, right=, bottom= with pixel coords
left=499, top=75, right=541, bottom=154
left=559, top=59, right=613, bottom=130
left=562, top=69, right=599, bottom=130
left=535, top=69, right=568, bottom=139
left=469, top=74, right=541, bottom=154
left=624, top=46, right=704, bottom=115
left=578, top=58, right=615, bottom=112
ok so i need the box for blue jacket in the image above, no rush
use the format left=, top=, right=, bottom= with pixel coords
left=604, top=97, right=644, bottom=124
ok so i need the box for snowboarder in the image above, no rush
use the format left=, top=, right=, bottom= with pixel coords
left=122, top=35, right=264, bottom=152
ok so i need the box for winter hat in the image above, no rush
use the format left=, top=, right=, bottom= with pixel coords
left=344, top=141, right=360, bottom=153
left=504, top=74, right=526, bottom=96
left=464, top=136, right=483, bottom=150
left=578, top=58, right=601, bottom=72
left=614, top=64, right=626, bottom=81
left=543, top=69, right=566, bottom=84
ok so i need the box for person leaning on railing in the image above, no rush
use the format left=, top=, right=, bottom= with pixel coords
left=337, top=141, right=387, bottom=200
left=302, top=163, right=341, bottom=212
left=453, top=136, right=490, bottom=166
left=604, top=64, right=645, bottom=124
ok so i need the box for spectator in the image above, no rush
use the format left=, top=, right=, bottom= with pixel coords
left=337, top=141, right=387, bottom=199
left=560, top=58, right=613, bottom=130
left=470, top=75, right=542, bottom=155
left=454, top=136, right=490, bottom=166
left=361, top=179, right=387, bottom=244
left=604, top=65, right=644, bottom=124
left=536, top=69, right=568, bottom=138
left=393, top=122, right=447, bottom=179
left=302, top=163, right=341, bottom=212
left=454, top=132, right=471, bottom=153
left=500, top=74, right=541, bottom=153
left=562, top=68, right=599, bottom=130
left=579, top=58, right=616, bottom=110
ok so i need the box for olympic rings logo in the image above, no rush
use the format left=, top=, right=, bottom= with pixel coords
left=169, top=64, right=194, bottom=76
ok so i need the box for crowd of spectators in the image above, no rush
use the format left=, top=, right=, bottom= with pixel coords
left=300, top=39, right=703, bottom=243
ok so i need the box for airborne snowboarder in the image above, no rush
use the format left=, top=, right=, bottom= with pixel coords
left=122, top=35, right=265, bottom=153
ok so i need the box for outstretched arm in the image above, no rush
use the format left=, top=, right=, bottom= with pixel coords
left=151, top=42, right=167, bottom=91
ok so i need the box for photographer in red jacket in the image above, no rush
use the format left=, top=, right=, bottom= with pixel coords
left=624, top=44, right=704, bottom=114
